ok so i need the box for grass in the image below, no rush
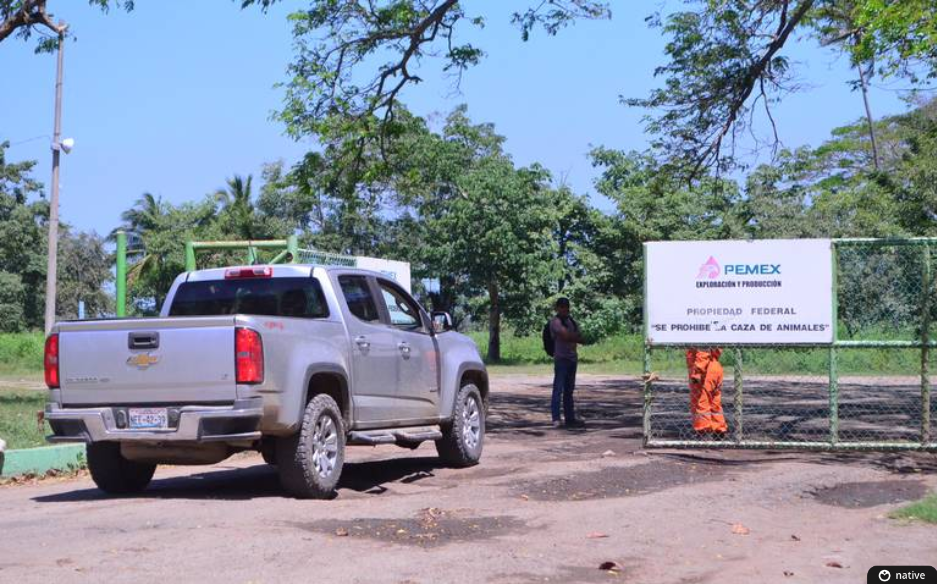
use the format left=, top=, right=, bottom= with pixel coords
left=0, top=386, right=47, bottom=450
left=891, top=494, right=937, bottom=524
left=0, top=333, right=44, bottom=377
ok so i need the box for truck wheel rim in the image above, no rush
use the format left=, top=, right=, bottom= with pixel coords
left=462, top=394, right=481, bottom=450
left=312, top=414, right=338, bottom=478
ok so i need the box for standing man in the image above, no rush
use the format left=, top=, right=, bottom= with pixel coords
left=550, top=297, right=585, bottom=428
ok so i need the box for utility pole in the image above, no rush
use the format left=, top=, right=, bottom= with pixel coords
left=44, top=22, right=67, bottom=335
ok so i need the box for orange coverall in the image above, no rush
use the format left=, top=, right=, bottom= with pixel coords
left=686, top=348, right=728, bottom=434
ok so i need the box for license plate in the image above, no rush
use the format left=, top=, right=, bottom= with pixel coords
left=128, top=408, right=168, bottom=430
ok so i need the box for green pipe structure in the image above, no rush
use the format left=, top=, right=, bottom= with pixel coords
left=184, top=238, right=302, bottom=272
left=116, top=236, right=349, bottom=319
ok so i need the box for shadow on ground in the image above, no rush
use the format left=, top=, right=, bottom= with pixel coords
left=32, top=455, right=452, bottom=503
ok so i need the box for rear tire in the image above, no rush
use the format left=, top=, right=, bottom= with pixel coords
left=86, top=442, right=156, bottom=495
left=436, top=383, right=484, bottom=467
left=276, top=394, right=345, bottom=499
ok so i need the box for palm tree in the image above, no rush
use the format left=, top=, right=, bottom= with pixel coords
left=110, top=193, right=172, bottom=310
left=216, top=174, right=257, bottom=240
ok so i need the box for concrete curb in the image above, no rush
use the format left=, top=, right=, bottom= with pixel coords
left=0, top=444, right=85, bottom=477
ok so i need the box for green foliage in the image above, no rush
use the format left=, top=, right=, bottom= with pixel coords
left=0, top=140, right=47, bottom=330
left=0, top=272, right=26, bottom=332
left=241, top=0, right=609, bottom=141
left=855, top=0, right=937, bottom=82
left=0, top=1, right=134, bottom=50
left=57, top=230, right=112, bottom=319
left=115, top=192, right=225, bottom=313
left=631, top=0, right=937, bottom=175
left=0, top=332, right=44, bottom=374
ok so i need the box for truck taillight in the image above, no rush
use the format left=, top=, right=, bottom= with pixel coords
left=45, top=334, right=60, bottom=389
left=235, top=328, right=264, bottom=384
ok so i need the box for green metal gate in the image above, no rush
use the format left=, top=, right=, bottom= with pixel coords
left=643, top=238, right=937, bottom=451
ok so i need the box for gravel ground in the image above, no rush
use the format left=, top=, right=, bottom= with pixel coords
left=0, top=373, right=935, bottom=584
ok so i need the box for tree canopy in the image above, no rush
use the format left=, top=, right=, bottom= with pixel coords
left=0, top=0, right=133, bottom=49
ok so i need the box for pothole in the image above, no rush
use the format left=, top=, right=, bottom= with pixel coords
left=293, top=507, right=524, bottom=547
left=515, top=460, right=730, bottom=501
left=811, top=480, right=928, bottom=508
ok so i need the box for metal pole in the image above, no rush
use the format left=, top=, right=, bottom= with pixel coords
left=43, top=24, right=67, bottom=335
left=642, top=344, right=652, bottom=446
left=921, top=244, right=932, bottom=446
left=734, top=347, right=743, bottom=445
left=115, top=231, right=127, bottom=317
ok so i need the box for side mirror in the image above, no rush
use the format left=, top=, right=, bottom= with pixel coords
left=431, top=311, right=453, bottom=333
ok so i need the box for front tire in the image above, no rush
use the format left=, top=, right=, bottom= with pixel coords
left=436, top=383, right=484, bottom=467
left=276, top=394, right=345, bottom=499
left=86, top=442, right=156, bottom=495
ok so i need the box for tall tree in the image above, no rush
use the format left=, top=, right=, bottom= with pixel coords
left=115, top=193, right=220, bottom=312
left=243, top=0, right=610, bottom=141
left=1, top=1, right=133, bottom=48
left=0, top=140, right=48, bottom=330
left=629, top=0, right=937, bottom=177
left=429, top=156, right=556, bottom=361
left=57, top=229, right=111, bottom=319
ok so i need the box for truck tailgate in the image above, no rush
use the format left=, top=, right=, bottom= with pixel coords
left=57, top=316, right=238, bottom=405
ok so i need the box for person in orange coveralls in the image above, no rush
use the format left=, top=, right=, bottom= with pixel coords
left=686, top=347, right=728, bottom=435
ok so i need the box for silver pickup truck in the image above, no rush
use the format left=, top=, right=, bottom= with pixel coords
left=44, top=264, right=488, bottom=499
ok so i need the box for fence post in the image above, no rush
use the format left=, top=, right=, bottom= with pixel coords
left=921, top=244, right=932, bottom=447
left=642, top=343, right=652, bottom=446
left=184, top=241, right=196, bottom=272
left=830, top=241, right=840, bottom=446
left=287, top=235, right=299, bottom=263
left=733, top=347, right=743, bottom=445
left=115, top=231, right=127, bottom=318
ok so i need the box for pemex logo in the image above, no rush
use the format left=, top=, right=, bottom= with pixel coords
left=697, top=256, right=720, bottom=279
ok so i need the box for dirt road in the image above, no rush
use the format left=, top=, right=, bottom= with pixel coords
left=1, top=374, right=935, bottom=583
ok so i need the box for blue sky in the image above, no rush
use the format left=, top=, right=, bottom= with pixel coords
left=1, top=1, right=914, bottom=237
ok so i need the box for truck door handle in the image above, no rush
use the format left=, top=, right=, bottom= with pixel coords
left=354, top=336, right=370, bottom=350
left=397, top=342, right=411, bottom=358
left=128, top=331, right=159, bottom=350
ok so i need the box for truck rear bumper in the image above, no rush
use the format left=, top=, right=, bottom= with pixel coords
left=45, top=398, right=263, bottom=444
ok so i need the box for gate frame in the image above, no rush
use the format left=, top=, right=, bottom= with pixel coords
left=643, top=237, right=937, bottom=451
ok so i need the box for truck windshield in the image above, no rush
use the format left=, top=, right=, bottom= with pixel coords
left=168, top=278, right=330, bottom=318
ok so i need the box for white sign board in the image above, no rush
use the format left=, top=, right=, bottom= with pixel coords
left=356, top=256, right=412, bottom=293
left=645, top=239, right=833, bottom=345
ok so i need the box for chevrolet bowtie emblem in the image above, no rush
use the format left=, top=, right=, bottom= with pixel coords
left=127, top=353, right=160, bottom=370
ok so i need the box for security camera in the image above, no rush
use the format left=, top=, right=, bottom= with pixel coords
left=59, top=138, right=75, bottom=154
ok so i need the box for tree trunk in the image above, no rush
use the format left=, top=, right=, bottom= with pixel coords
left=487, top=281, right=501, bottom=362
left=857, top=62, right=881, bottom=171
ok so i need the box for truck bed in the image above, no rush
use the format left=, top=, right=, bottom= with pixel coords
left=57, top=316, right=239, bottom=406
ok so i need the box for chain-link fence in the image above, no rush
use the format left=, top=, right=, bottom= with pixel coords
left=643, top=238, right=937, bottom=451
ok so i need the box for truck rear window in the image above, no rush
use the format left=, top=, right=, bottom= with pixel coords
left=168, top=278, right=330, bottom=319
